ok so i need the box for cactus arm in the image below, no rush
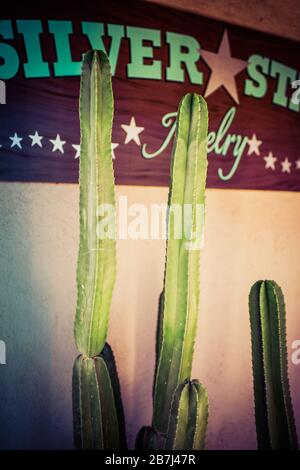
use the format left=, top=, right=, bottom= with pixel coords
left=72, top=355, right=84, bottom=449
left=135, top=426, right=162, bottom=450
left=75, top=50, right=116, bottom=357
left=153, top=94, right=208, bottom=434
left=94, top=356, right=119, bottom=449
left=73, top=344, right=122, bottom=450
left=249, top=280, right=298, bottom=449
left=192, top=380, right=209, bottom=450
left=167, top=382, right=190, bottom=450
left=100, top=343, right=127, bottom=449
left=249, top=281, right=271, bottom=449
left=72, top=356, right=104, bottom=449
left=165, top=380, right=208, bottom=450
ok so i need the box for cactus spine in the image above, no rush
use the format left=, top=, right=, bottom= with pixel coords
left=72, top=50, right=126, bottom=449
left=249, top=280, right=298, bottom=450
left=138, top=93, right=209, bottom=449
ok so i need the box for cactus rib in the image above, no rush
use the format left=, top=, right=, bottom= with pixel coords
left=73, top=50, right=126, bottom=450
left=73, top=344, right=126, bottom=450
left=75, top=50, right=116, bottom=357
left=153, top=94, right=208, bottom=434
left=165, top=380, right=208, bottom=450
left=249, top=280, right=298, bottom=449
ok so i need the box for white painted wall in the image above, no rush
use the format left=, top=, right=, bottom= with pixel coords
left=0, top=183, right=299, bottom=449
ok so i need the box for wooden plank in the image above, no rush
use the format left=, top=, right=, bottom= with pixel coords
left=0, top=0, right=299, bottom=190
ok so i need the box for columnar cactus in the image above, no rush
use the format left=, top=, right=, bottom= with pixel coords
left=72, top=50, right=126, bottom=450
left=165, top=380, right=208, bottom=450
left=138, top=93, right=209, bottom=449
left=249, top=280, right=298, bottom=450
left=75, top=50, right=116, bottom=358
left=73, top=344, right=126, bottom=449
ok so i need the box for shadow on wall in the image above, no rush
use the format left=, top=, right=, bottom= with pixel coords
left=0, top=184, right=76, bottom=449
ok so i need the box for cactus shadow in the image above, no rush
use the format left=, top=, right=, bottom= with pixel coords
left=0, top=185, right=75, bottom=449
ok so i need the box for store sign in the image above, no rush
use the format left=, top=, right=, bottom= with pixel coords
left=0, top=0, right=299, bottom=190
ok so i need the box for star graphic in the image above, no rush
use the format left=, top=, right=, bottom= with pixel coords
left=121, top=117, right=144, bottom=146
left=9, top=132, right=23, bottom=149
left=295, top=158, right=300, bottom=170
left=281, top=158, right=292, bottom=173
left=111, top=142, right=119, bottom=160
left=201, top=29, right=248, bottom=104
left=264, top=152, right=277, bottom=170
left=49, top=134, right=66, bottom=154
left=247, top=134, right=262, bottom=156
left=72, top=144, right=80, bottom=159
left=29, top=131, right=43, bottom=147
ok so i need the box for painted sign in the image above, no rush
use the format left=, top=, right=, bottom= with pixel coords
left=0, top=0, right=300, bottom=189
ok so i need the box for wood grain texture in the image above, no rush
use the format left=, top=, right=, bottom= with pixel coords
left=144, top=0, right=300, bottom=43
left=0, top=0, right=299, bottom=190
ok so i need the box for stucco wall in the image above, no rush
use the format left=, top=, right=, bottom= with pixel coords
left=0, top=183, right=299, bottom=449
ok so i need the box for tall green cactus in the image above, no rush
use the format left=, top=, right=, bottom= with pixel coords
left=136, top=93, right=209, bottom=450
left=153, top=93, right=209, bottom=440
left=73, top=50, right=126, bottom=450
left=249, top=280, right=298, bottom=450
left=75, top=49, right=116, bottom=358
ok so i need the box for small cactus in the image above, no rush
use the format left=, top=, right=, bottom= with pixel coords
left=73, top=344, right=126, bottom=449
left=249, top=280, right=298, bottom=449
left=165, top=380, right=208, bottom=450
left=135, top=426, right=161, bottom=450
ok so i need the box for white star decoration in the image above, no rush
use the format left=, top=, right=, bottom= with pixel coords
left=72, top=144, right=80, bottom=159
left=49, top=134, right=66, bottom=154
left=281, top=158, right=292, bottom=173
left=121, top=117, right=144, bottom=146
left=1, top=127, right=299, bottom=183
left=247, top=134, right=262, bottom=156
left=29, top=131, right=43, bottom=147
left=10, top=132, right=23, bottom=149
left=264, top=152, right=277, bottom=170
left=111, top=142, right=119, bottom=159
left=201, top=29, right=248, bottom=104
left=71, top=143, right=119, bottom=160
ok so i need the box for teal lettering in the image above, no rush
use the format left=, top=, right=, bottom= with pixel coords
left=143, top=107, right=248, bottom=181
left=270, top=60, right=298, bottom=111
left=82, top=22, right=124, bottom=76
left=0, top=20, right=19, bottom=79
left=48, top=20, right=81, bottom=76
left=214, top=107, right=235, bottom=155
left=207, top=131, right=216, bottom=153
left=17, top=20, right=49, bottom=78
left=126, top=26, right=161, bottom=79
left=142, top=112, right=176, bottom=159
left=166, top=32, right=202, bottom=84
left=218, top=134, right=248, bottom=181
left=244, top=54, right=269, bottom=98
